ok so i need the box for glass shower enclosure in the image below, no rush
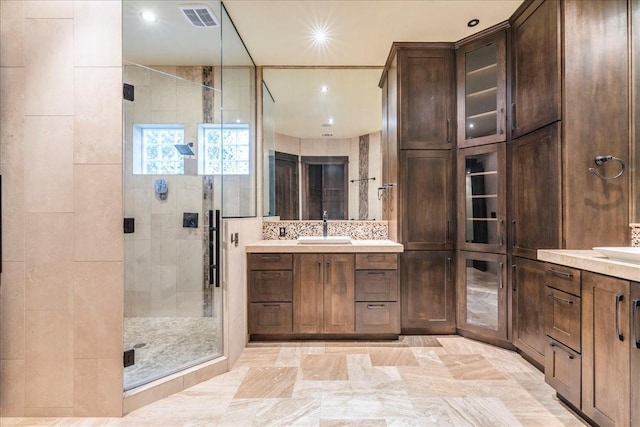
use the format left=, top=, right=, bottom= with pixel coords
left=122, top=1, right=256, bottom=390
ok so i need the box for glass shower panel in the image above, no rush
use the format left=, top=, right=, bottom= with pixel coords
left=122, top=64, right=223, bottom=391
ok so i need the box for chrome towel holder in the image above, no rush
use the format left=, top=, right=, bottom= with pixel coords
left=588, top=155, right=625, bottom=180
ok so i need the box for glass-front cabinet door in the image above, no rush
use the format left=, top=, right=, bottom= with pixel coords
left=456, top=30, right=506, bottom=148
left=456, top=251, right=508, bottom=341
left=457, top=143, right=506, bottom=253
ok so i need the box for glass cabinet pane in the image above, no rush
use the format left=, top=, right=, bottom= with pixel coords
left=465, top=257, right=500, bottom=331
left=464, top=151, right=499, bottom=245
left=465, top=43, right=499, bottom=139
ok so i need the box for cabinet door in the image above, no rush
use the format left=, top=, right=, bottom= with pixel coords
left=323, top=254, right=355, bottom=334
left=582, top=272, right=630, bottom=426
left=511, top=0, right=561, bottom=138
left=512, top=257, right=547, bottom=367
left=457, top=30, right=507, bottom=147
left=457, top=251, right=507, bottom=341
left=510, top=123, right=562, bottom=259
left=401, top=150, right=454, bottom=250
left=401, top=251, right=455, bottom=332
left=631, top=282, right=640, bottom=427
left=457, top=143, right=506, bottom=253
left=399, top=48, right=455, bottom=149
left=293, top=254, right=324, bottom=333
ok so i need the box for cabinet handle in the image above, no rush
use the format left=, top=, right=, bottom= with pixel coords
left=548, top=293, right=573, bottom=305
left=263, top=304, right=280, bottom=308
left=616, top=294, right=624, bottom=341
left=367, top=254, right=386, bottom=260
left=633, top=298, right=640, bottom=349
left=511, top=103, right=516, bottom=131
left=446, top=118, right=452, bottom=142
left=261, top=272, right=282, bottom=279
left=446, top=257, right=452, bottom=282
left=367, top=304, right=386, bottom=309
left=318, top=261, right=322, bottom=276
left=498, top=219, right=504, bottom=247
left=547, top=268, right=573, bottom=279
left=549, top=341, right=574, bottom=359
left=511, top=220, right=517, bottom=248
left=326, top=261, right=330, bottom=278
left=367, top=272, right=386, bottom=277
left=499, top=107, right=504, bottom=135
left=512, top=264, right=517, bottom=292
left=499, top=263, right=504, bottom=289
left=261, top=255, right=281, bottom=261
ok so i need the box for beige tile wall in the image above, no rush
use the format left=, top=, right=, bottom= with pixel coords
left=0, top=0, right=123, bottom=417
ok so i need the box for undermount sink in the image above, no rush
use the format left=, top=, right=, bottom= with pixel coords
left=297, top=236, right=352, bottom=244
left=593, top=247, right=640, bottom=263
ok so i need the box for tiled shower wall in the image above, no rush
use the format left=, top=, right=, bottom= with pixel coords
left=123, top=65, right=206, bottom=318
left=0, top=0, right=123, bottom=417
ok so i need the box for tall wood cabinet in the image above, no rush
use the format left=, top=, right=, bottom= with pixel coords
left=381, top=43, right=456, bottom=333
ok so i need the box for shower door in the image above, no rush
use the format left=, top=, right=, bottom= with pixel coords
left=122, top=64, right=224, bottom=391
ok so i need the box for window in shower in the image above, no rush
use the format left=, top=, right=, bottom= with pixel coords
left=198, top=123, right=250, bottom=175
left=132, top=124, right=186, bottom=175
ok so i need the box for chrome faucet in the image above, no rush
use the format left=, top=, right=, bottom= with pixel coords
left=322, top=210, right=328, bottom=237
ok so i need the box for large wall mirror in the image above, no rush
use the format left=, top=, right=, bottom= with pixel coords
left=262, top=68, right=383, bottom=220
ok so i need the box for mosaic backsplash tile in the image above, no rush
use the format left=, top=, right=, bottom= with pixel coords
left=630, top=223, right=640, bottom=247
left=263, top=220, right=388, bottom=240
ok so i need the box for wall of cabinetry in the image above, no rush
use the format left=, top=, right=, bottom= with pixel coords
left=380, top=44, right=456, bottom=334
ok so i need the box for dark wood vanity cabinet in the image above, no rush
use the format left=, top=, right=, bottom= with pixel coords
left=510, top=0, right=561, bottom=138
left=512, top=257, right=547, bottom=368
left=248, top=254, right=294, bottom=334
left=293, top=253, right=355, bottom=334
left=355, top=253, right=400, bottom=334
left=400, top=251, right=456, bottom=333
left=582, top=272, right=632, bottom=426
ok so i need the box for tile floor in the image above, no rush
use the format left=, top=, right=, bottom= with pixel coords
left=2, top=336, right=586, bottom=426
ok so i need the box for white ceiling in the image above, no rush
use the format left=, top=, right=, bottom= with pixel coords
left=123, top=0, right=523, bottom=139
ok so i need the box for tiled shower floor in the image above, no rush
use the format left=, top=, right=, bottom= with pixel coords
left=123, top=316, right=220, bottom=390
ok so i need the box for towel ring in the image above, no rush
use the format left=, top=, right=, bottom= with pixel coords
left=588, top=155, right=625, bottom=180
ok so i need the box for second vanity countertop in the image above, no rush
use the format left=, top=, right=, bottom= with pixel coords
left=246, top=239, right=404, bottom=254
left=538, top=249, right=640, bottom=282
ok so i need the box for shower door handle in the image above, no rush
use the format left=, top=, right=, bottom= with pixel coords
left=209, top=209, right=221, bottom=287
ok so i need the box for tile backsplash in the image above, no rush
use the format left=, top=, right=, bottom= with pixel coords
left=630, top=223, right=640, bottom=247
left=263, top=220, right=388, bottom=240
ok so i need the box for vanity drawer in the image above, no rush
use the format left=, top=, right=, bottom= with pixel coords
left=545, top=263, right=581, bottom=296
left=545, top=338, right=581, bottom=409
left=544, top=287, right=581, bottom=352
left=249, top=253, right=293, bottom=270
left=249, top=271, right=293, bottom=302
left=355, top=253, right=398, bottom=270
left=249, top=302, right=293, bottom=334
left=355, top=270, right=398, bottom=301
left=355, top=302, right=400, bottom=334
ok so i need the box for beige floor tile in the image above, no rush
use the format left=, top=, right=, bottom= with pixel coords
left=400, top=335, right=443, bottom=347
left=438, top=353, right=508, bottom=380
left=398, top=366, right=466, bottom=398
left=299, top=354, right=348, bottom=381
left=233, top=367, right=297, bottom=398
left=368, top=347, right=419, bottom=366
left=443, top=397, right=522, bottom=426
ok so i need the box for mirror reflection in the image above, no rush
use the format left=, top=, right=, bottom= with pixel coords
left=262, top=68, right=383, bottom=220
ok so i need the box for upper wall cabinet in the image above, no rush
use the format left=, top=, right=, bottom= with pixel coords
left=511, top=0, right=561, bottom=139
left=397, top=47, right=455, bottom=149
left=456, top=29, right=507, bottom=148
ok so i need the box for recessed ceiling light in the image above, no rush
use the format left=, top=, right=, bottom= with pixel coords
left=321, top=85, right=328, bottom=93
left=328, top=118, right=334, bottom=125
left=467, top=18, right=480, bottom=27
left=141, top=11, right=157, bottom=23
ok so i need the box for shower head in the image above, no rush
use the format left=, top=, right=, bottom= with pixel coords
left=174, top=142, right=195, bottom=156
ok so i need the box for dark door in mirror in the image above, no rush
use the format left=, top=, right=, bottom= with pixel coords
left=275, top=152, right=299, bottom=220
left=301, top=156, right=348, bottom=220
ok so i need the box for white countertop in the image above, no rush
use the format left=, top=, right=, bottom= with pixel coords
left=537, top=249, right=640, bottom=282
left=246, top=239, right=404, bottom=253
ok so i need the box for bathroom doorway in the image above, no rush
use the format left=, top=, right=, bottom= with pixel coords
left=301, top=156, right=349, bottom=220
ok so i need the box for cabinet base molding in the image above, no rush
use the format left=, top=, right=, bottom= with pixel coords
left=556, top=394, right=597, bottom=427
left=515, top=348, right=544, bottom=372
left=401, top=326, right=457, bottom=335
left=249, top=333, right=399, bottom=342
left=456, top=329, right=515, bottom=351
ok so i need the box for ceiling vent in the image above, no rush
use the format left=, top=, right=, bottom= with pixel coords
left=180, top=4, right=219, bottom=28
